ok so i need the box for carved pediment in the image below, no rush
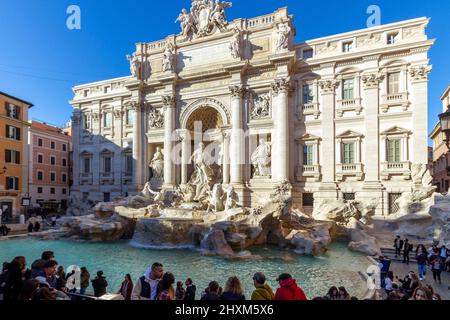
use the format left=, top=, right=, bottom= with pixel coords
left=381, top=126, right=412, bottom=136
left=336, top=130, right=363, bottom=139
left=297, top=133, right=321, bottom=142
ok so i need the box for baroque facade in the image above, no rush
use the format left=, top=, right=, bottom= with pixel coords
left=70, top=5, right=434, bottom=216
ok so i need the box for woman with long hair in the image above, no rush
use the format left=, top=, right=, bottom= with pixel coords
left=221, top=276, right=245, bottom=301
left=118, top=274, right=134, bottom=300
left=3, top=256, right=28, bottom=301
left=338, top=287, right=350, bottom=300
left=411, top=286, right=432, bottom=300
left=415, top=244, right=429, bottom=281
left=157, top=272, right=175, bottom=300
left=175, top=281, right=185, bottom=300
left=326, top=286, right=339, bottom=300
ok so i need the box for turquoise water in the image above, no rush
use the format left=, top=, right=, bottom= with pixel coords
left=0, top=239, right=370, bottom=299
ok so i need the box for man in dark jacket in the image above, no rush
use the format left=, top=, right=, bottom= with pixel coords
left=403, top=239, right=412, bottom=264
left=31, top=251, right=54, bottom=278
left=91, top=271, right=108, bottom=298
left=184, top=278, right=196, bottom=301
left=201, top=281, right=220, bottom=301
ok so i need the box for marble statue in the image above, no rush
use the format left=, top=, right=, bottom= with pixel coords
left=225, top=186, right=239, bottom=211
left=229, top=27, right=242, bottom=60
left=150, top=147, right=164, bottom=179
left=177, top=0, right=232, bottom=39
left=207, top=183, right=226, bottom=212
left=275, top=22, right=291, bottom=51
left=162, top=43, right=175, bottom=72
left=126, top=53, right=140, bottom=78
left=412, top=164, right=433, bottom=187
left=148, top=107, right=164, bottom=129
left=250, top=94, right=271, bottom=120
left=251, top=139, right=272, bottom=177
left=189, top=143, right=215, bottom=201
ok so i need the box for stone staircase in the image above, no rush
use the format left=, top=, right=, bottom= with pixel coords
left=381, top=247, right=418, bottom=264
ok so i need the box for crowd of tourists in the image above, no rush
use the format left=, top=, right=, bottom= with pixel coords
left=0, top=246, right=447, bottom=301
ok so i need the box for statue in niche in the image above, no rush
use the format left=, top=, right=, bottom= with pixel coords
left=251, top=139, right=272, bottom=177
left=148, top=108, right=164, bottom=129
left=189, top=142, right=215, bottom=201
left=150, top=147, right=164, bottom=180
left=275, top=22, right=291, bottom=51
left=162, top=43, right=175, bottom=72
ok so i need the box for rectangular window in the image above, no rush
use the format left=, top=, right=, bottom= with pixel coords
left=342, top=41, right=353, bottom=52
left=104, top=157, right=112, bottom=173
left=62, top=174, right=67, bottom=183
left=37, top=171, right=43, bottom=180
left=342, top=79, right=354, bottom=100
left=387, top=72, right=400, bottom=95
left=6, top=177, right=19, bottom=191
left=125, top=155, right=133, bottom=175
left=126, top=110, right=134, bottom=125
left=37, top=187, right=43, bottom=194
left=5, top=150, right=20, bottom=164
left=387, top=33, right=399, bottom=45
left=343, top=193, right=356, bottom=202
left=62, top=144, right=67, bottom=152
left=6, top=125, right=21, bottom=140
left=38, top=154, right=43, bottom=163
left=302, top=193, right=314, bottom=207
left=50, top=188, right=55, bottom=194
left=62, top=158, right=67, bottom=167
left=103, top=113, right=112, bottom=128
left=62, top=188, right=67, bottom=195
left=38, top=138, right=43, bottom=147
left=104, top=192, right=111, bottom=203
left=104, top=86, right=111, bottom=94
left=302, top=84, right=314, bottom=104
left=303, top=145, right=314, bottom=166
left=84, top=158, right=91, bottom=174
left=50, top=156, right=56, bottom=165
left=6, top=103, right=20, bottom=119
left=387, top=139, right=401, bottom=163
left=50, top=172, right=56, bottom=182
left=51, top=141, right=55, bottom=149
left=84, top=115, right=91, bottom=130
left=343, top=142, right=355, bottom=164
left=83, top=89, right=89, bottom=97
left=302, top=49, right=313, bottom=60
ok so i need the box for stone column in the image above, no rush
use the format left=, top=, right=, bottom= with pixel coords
left=132, top=102, right=143, bottom=191
left=271, top=78, right=291, bottom=182
left=222, top=131, right=230, bottom=185
left=410, top=66, right=432, bottom=165
left=316, top=80, right=339, bottom=205
left=179, top=130, right=190, bottom=185
left=163, top=95, right=176, bottom=189
left=71, top=109, right=82, bottom=191
left=229, top=85, right=245, bottom=185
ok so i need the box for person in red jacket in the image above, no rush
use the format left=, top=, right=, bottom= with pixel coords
left=274, top=273, right=308, bottom=300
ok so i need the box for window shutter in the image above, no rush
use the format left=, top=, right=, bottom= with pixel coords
left=16, top=151, right=21, bottom=164
left=5, top=150, right=11, bottom=163
left=15, top=177, right=19, bottom=190
left=16, top=127, right=21, bottom=140
left=6, top=125, right=9, bottom=138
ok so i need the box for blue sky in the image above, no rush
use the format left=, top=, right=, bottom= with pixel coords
left=0, top=0, right=449, bottom=142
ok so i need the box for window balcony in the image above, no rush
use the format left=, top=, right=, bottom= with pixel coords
left=336, top=163, right=363, bottom=181
left=336, top=98, right=362, bottom=117
left=79, top=173, right=93, bottom=185
left=100, top=172, right=114, bottom=185
left=296, top=165, right=321, bottom=181
left=381, top=161, right=411, bottom=180
left=381, top=92, right=409, bottom=112
left=300, top=103, right=320, bottom=120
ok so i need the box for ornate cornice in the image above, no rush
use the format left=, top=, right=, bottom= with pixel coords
left=409, top=66, right=432, bottom=81
left=361, top=73, right=385, bottom=89
left=162, top=95, right=176, bottom=107
left=319, top=79, right=339, bottom=94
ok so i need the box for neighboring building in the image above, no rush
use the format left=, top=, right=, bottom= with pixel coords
left=28, top=121, right=72, bottom=212
left=430, top=85, right=450, bottom=193
left=70, top=6, right=434, bottom=216
left=0, top=91, right=33, bottom=219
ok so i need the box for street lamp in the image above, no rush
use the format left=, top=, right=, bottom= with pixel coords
left=439, top=110, right=450, bottom=176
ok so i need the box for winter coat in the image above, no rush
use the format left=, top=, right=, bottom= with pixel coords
left=251, top=284, right=275, bottom=300
left=274, top=278, right=307, bottom=301
left=201, top=293, right=220, bottom=301
left=91, top=277, right=108, bottom=297
left=184, top=285, right=196, bottom=301
left=221, top=292, right=246, bottom=301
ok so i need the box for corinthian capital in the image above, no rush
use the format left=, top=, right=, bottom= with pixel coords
left=229, top=85, right=247, bottom=98
left=409, top=65, right=432, bottom=81
left=361, top=73, right=385, bottom=89
left=162, top=95, right=176, bottom=107
left=271, top=78, right=292, bottom=95
left=319, top=79, right=339, bottom=93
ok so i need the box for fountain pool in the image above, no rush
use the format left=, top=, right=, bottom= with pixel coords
left=0, top=238, right=372, bottom=299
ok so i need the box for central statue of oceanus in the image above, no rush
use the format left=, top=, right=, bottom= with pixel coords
left=189, top=142, right=215, bottom=201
